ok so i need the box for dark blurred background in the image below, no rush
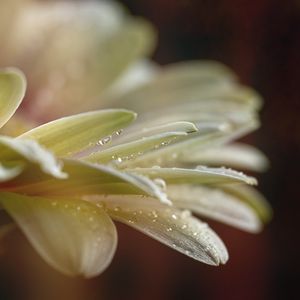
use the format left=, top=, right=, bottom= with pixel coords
left=1, top=0, right=299, bottom=299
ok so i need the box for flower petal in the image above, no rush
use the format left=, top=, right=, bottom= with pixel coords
left=128, top=166, right=257, bottom=186
left=167, top=185, right=262, bottom=233
left=20, top=109, right=136, bottom=157
left=7, top=159, right=171, bottom=205
left=0, top=68, right=26, bottom=129
left=0, top=163, right=23, bottom=182
left=0, top=136, right=66, bottom=179
left=0, top=192, right=117, bottom=278
left=181, top=143, right=269, bottom=172
left=220, top=184, right=272, bottom=223
left=85, top=122, right=198, bottom=165
left=92, top=195, right=228, bottom=266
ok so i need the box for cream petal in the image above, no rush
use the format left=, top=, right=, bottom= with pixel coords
left=128, top=166, right=257, bottom=186
left=181, top=143, right=269, bottom=172
left=7, top=159, right=171, bottom=205
left=0, top=192, right=117, bottom=278
left=0, top=136, right=66, bottom=179
left=91, top=195, right=228, bottom=266
left=0, top=68, right=26, bottom=129
left=20, top=109, right=136, bottom=157
left=0, top=163, right=23, bottom=182
left=220, top=184, right=272, bottom=223
left=167, top=185, right=262, bottom=233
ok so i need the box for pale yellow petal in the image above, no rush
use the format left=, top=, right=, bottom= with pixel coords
left=0, top=192, right=117, bottom=278
left=19, top=109, right=136, bottom=157
left=91, top=195, right=228, bottom=266
left=0, top=68, right=26, bottom=129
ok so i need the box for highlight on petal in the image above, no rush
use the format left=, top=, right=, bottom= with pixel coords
left=181, top=143, right=269, bottom=172
left=91, top=195, right=228, bottom=266
left=0, top=192, right=117, bottom=278
left=167, top=185, right=262, bottom=233
left=128, top=166, right=257, bottom=186
left=0, top=68, right=26, bottom=129
left=0, top=136, right=66, bottom=179
left=20, top=109, right=136, bottom=157
left=0, top=163, right=23, bottom=182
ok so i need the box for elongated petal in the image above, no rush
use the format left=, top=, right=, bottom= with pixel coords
left=181, top=143, right=269, bottom=172
left=91, top=195, right=228, bottom=265
left=85, top=122, right=198, bottom=164
left=6, top=159, right=171, bottom=205
left=220, top=184, right=272, bottom=223
left=0, top=192, right=117, bottom=278
left=0, top=136, right=66, bottom=179
left=128, top=166, right=257, bottom=186
left=0, top=68, right=26, bottom=129
left=19, top=110, right=136, bottom=157
left=167, top=185, right=262, bottom=232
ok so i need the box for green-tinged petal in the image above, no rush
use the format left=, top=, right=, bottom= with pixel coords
left=0, top=68, right=26, bottom=129
left=219, top=184, right=272, bottom=223
left=5, top=159, right=171, bottom=205
left=85, top=132, right=190, bottom=164
left=90, top=195, right=228, bottom=266
left=181, top=143, right=269, bottom=172
left=0, top=192, right=117, bottom=278
left=128, top=166, right=257, bottom=186
left=85, top=122, right=198, bottom=165
left=122, top=119, right=259, bottom=169
left=0, top=136, right=66, bottom=179
left=167, top=185, right=262, bottom=233
left=19, top=110, right=136, bottom=157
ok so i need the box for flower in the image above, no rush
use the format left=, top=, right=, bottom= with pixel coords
left=0, top=67, right=271, bottom=278
left=0, top=0, right=271, bottom=279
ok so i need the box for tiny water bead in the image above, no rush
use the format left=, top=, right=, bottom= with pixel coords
left=97, top=135, right=112, bottom=146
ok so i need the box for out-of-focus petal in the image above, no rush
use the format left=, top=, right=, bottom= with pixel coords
left=91, top=195, right=228, bottom=266
left=0, top=192, right=117, bottom=278
left=167, top=185, right=262, bottom=233
left=181, top=143, right=269, bottom=172
left=0, top=68, right=26, bottom=129
left=220, top=184, right=272, bottom=223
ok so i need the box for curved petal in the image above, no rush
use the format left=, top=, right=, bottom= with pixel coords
left=0, top=136, right=66, bottom=179
left=128, top=166, right=257, bottom=186
left=19, top=109, right=136, bottom=157
left=0, top=68, right=26, bottom=129
left=181, top=143, right=269, bottom=172
left=91, top=195, right=228, bottom=266
left=167, top=185, right=262, bottom=233
left=0, top=192, right=117, bottom=278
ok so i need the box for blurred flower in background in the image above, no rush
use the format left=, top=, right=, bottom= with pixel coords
left=0, top=0, right=272, bottom=299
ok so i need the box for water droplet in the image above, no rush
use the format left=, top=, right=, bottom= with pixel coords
left=98, top=136, right=111, bottom=146
left=154, top=178, right=166, bottom=191
left=171, top=214, right=178, bottom=220
left=51, top=202, right=57, bottom=207
left=181, top=224, right=187, bottom=230
left=115, top=129, right=123, bottom=136
left=76, top=206, right=81, bottom=211
left=166, top=227, right=173, bottom=232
